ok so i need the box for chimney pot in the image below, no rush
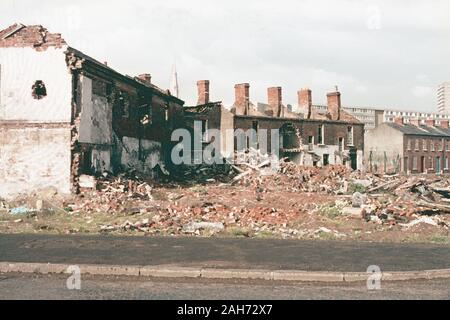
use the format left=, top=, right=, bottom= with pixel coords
left=197, top=80, right=210, bottom=105
left=394, top=117, right=404, bottom=126
left=425, top=119, right=436, bottom=127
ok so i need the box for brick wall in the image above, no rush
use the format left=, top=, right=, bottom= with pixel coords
left=233, top=116, right=364, bottom=160
left=0, top=24, right=66, bottom=51
left=403, top=135, right=450, bottom=174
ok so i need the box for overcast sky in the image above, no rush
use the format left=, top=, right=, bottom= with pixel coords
left=1, top=0, right=449, bottom=111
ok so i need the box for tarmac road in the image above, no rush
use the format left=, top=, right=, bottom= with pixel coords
left=0, top=234, right=449, bottom=272
left=0, top=272, right=449, bottom=300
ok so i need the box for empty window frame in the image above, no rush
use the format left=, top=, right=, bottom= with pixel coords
left=347, top=126, right=353, bottom=146
left=317, top=125, right=324, bottom=145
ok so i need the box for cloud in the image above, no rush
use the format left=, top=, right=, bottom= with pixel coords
left=412, top=86, right=433, bottom=99
left=1, top=0, right=449, bottom=110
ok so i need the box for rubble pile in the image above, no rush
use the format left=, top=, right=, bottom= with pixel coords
left=279, top=162, right=353, bottom=193
left=226, top=157, right=450, bottom=230
left=356, top=176, right=450, bottom=227
left=176, top=163, right=234, bottom=184
left=69, top=173, right=153, bottom=214
left=66, top=160, right=450, bottom=236
left=1, top=156, right=449, bottom=241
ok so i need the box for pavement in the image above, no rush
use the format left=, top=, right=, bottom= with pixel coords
left=0, top=234, right=449, bottom=282
left=1, top=273, right=449, bottom=299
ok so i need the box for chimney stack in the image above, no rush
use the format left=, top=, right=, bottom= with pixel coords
left=298, top=88, right=312, bottom=119
left=234, top=83, right=250, bottom=115
left=440, top=120, right=449, bottom=129
left=394, top=117, right=404, bottom=126
left=197, top=80, right=210, bottom=105
left=425, top=119, right=436, bottom=127
left=137, top=73, right=151, bottom=86
left=410, top=118, right=420, bottom=127
left=326, top=88, right=341, bottom=121
left=268, top=87, right=282, bottom=117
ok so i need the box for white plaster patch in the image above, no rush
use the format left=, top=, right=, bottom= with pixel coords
left=0, top=126, right=72, bottom=199
left=78, top=76, right=112, bottom=144
left=0, top=46, right=72, bottom=122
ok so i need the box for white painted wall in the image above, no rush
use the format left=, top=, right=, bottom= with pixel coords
left=78, top=76, right=112, bottom=144
left=0, top=46, right=72, bottom=122
left=0, top=126, right=72, bottom=199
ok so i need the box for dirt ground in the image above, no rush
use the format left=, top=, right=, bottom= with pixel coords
left=1, top=166, right=449, bottom=244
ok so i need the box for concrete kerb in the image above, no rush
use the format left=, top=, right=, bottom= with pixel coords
left=140, top=266, right=202, bottom=278
left=201, top=268, right=273, bottom=281
left=1, top=262, right=450, bottom=282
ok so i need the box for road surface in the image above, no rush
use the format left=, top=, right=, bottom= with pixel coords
left=0, top=234, right=449, bottom=272
left=0, top=272, right=449, bottom=299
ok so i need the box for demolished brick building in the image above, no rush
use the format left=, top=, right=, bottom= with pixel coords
left=185, top=81, right=364, bottom=169
left=0, top=24, right=184, bottom=199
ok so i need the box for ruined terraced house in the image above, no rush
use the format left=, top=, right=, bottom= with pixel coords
left=0, top=24, right=185, bottom=199
left=185, top=80, right=365, bottom=169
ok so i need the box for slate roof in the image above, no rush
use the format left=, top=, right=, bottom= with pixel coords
left=386, top=122, right=450, bottom=137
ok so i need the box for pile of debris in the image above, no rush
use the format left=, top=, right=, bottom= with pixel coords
left=354, top=176, right=450, bottom=227
left=68, top=173, right=153, bottom=214
left=175, top=163, right=234, bottom=184
left=2, top=152, right=449, bottom=240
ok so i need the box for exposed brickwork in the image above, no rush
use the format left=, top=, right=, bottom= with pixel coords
left=394, top=117, right=404, bottom=125
left=327, top=91, right=341, bottom=121
left=425, top=119, right=435, bottom=127
left=403, top=136, right=450, bottom=174
left=137, top=74, right=152, bottom=86
left=187, top=80, right=364, bottom=169
left=298, top=88, right=312, bottom=119
left=233, top=83, right=250, bottom=115
left=234, top=116, right=364, bottom=159
left=267, top=87, right=282, bottom=117
left=197, top=80, right=210, bottom=105
left=366, top=121, right=450, bottom=174
left=0, top=24, right=67, bottom=51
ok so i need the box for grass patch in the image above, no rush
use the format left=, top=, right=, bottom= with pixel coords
left=318, top=203, right=343, bottom=219
left=316, top=231, right=336, bottom=240
left=255, top=230, right=275, bottom=239
left=227, top=227, right=250, bottom=238
left=348, top=183, right=366, bottom=194
left=428, top=234, right=449, bottom=244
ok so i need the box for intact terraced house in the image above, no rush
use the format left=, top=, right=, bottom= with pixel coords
left=365, top=117, right=450, bottom=174
left=185, top=80, right=365, bottom=170
left=0, top=24, right=185, bottom=199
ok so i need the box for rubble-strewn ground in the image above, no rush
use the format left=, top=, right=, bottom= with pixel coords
left=1, top=159, right=449, bottom=244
